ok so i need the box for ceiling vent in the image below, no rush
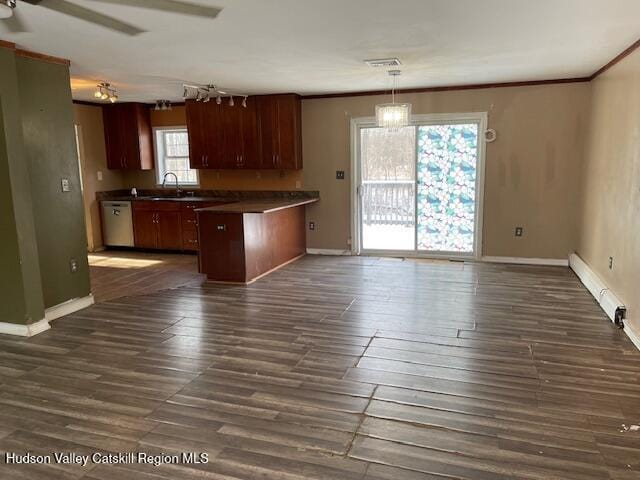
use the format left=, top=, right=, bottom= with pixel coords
left=364, top=58, right=402, bottom=68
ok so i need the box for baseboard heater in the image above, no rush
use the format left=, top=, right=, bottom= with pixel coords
left=569, top=253, right=626, bottom=327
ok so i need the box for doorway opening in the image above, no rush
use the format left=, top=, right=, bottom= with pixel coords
left=351, top=113, right=487, bottom=259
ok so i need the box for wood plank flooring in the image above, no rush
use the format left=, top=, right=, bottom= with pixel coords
left=88, top=250, right=204, bottom=303
left=1, top=255, right=639, bottom=479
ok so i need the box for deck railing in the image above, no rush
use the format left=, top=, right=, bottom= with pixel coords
left=361, top=180, right=415, bottom=226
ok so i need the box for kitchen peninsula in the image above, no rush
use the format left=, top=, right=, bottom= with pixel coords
left=97, top=189, right=318, bottom=282
left=196, top=197, right=318, bottom=283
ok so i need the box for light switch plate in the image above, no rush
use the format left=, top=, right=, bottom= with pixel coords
left=336, top=171, right=345, bottom=180
left=61, top=178, right=70, bottom=192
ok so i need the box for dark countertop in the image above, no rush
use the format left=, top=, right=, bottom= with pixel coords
left=101, top=196, right=232, bottom=203
left=97, top=189, right=319, bottom=203
left=195, top=198, right=319, bottom=214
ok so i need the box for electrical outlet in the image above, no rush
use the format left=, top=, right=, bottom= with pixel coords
left=69, top=258, right=78, bottom=273
left=295, top=180, right=302, bottom=189
left=336, top=171, right=345, bottom=180
left=609, top=256, right=614, bottom=270
left=61, top=178, right=70, bottom=192
left=309, top=221, right=315, bottom=231
left=97, top=171, right=103, bottom=181
left=515, top=227, right=524, bottom=237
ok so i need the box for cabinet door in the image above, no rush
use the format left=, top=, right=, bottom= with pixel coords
left=157, top=211, right=183, bottom=250
left=133, top=210, right=158, bottom=249
left=240, top=97, right=260, bottom=168
left=121, top=104, right=141, bottom=169
left=203, top=101, right=225, bottom=168
left=103, top=106, right=126, bottom=169
left=103, top=103, right=153, bottom=170
left=186, top=100, right=207, bottom=169
left=257, top=96, right=279, bottom=169
left=275, top=95, right=302, bottom=170
left=220, top=102, right=243, bottom=168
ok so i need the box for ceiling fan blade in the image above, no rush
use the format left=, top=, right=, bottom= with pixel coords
left=87, top=0, right=222, bottom=18
left=2, top=10, right=29, bottom=33
left=33, top=0, right=146, bottom=35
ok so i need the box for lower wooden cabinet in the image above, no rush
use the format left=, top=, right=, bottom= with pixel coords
left=131, top=200, right=228, bottom=251
left=133, top=201, right=182, bottom=250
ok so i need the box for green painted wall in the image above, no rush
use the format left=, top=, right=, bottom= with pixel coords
left=16, top=56, right=90, bottom=308
left=0, top=46, right=90, bottom=325
left=0, top=48, right=45, bottom=325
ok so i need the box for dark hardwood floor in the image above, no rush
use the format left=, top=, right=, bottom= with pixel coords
left=88, top=250, right=204, bottom=303
left=0, top=255, right=638, bottom=479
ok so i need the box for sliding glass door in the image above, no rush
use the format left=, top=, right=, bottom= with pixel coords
left=355, top=114, right=485, bottom=258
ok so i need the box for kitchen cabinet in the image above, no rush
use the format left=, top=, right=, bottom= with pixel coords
left=132, top=201, right=182, bottom=250
left=256, top=94, right=302, bottom=170
left=185, top=94, right=301, bottom=170
left=103, top=103, right=154, bottom=170
left=185, top=100, right=224, bottom=169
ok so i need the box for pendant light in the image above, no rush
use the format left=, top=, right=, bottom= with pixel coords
left=375, top=70, right=411, bottom=129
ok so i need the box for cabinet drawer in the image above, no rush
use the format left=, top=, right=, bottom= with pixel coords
left=134, top=200, right=180, bottom=211
left=182, top=227, right=199, bottom=251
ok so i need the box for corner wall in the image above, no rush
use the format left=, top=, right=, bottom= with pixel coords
left=17, top=55, right=91, bottom=309
left=577, top=47, right=640, bottom=334
left=74, top=104, right=124, bottom=251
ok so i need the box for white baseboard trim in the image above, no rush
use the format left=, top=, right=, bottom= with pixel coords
left=569, top=253, right=638, bottom=351
left=482, top=256, right=569, bottom=267
left=45, top=294, right=95, bottom=322
left=625, top=323, right=640, bottom=351
left=569, top=253, right=624, bottom=323
left=306, top=248, right=353, bottom=256
left=0, top=318, right=50, bottom=337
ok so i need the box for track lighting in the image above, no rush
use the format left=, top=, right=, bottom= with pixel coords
left=94, top=82, right=118, bottom=103
left=182, top=83, right=250, bottom=109
left=154, top=100, right=173, bottom=111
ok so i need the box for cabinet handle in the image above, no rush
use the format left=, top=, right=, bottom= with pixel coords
left=187, top=219, right=197, bottom=223
left=205, top=155, right=208, bottom=167
left=272, top=154, right=276, bottom=166
left=240, top=154, right=244, bottom=166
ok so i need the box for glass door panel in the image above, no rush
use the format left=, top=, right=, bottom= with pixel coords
left=360, top=126, right=415, bottom=251
left=416, top=124, right=479, bottom=254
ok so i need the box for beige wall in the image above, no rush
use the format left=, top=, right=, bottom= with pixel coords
left=123, top=105, right=304, bottom=191
left=73, top=104, right=123, bottom=251
left=577, top=48, right=640, bottom=334
left=302, top=83, right=591, bottom=256
left=78, top=83, right=592, bottom=259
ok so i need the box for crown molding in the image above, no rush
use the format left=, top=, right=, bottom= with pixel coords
left=589, top=37, right=640, bottom=80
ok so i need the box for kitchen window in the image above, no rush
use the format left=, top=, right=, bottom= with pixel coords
left=154, top=127, right=198, bottom=186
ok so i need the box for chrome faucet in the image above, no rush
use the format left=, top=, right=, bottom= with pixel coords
left=162, top=172, right=182, bottom=197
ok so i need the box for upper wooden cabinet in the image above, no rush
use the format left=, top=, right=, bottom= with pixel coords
left=103, top=103, right=154, bottom=170
left=185, top=94, right=301, bottom=170
left=256, top=94, right=302, bottom=170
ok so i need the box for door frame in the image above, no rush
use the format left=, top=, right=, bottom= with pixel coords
left=350, top=112, right=488, bottom=260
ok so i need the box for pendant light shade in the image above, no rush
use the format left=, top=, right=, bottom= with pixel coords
left=375, top=102, right=412, bottom=129
left=375, top=70, right=411, bottom=129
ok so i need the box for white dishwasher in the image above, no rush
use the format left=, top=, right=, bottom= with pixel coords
left=101, top=201, right=134, bottom=247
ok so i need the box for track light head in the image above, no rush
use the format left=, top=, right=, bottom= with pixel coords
left=229, top=96, right=234, bottom=106
left=242, top=96, right=248, bottom=108
left=216, top=95, right=222, bottom=105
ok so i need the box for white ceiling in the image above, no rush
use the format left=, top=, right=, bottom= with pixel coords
left=2, top=0, right=639, bottom=102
